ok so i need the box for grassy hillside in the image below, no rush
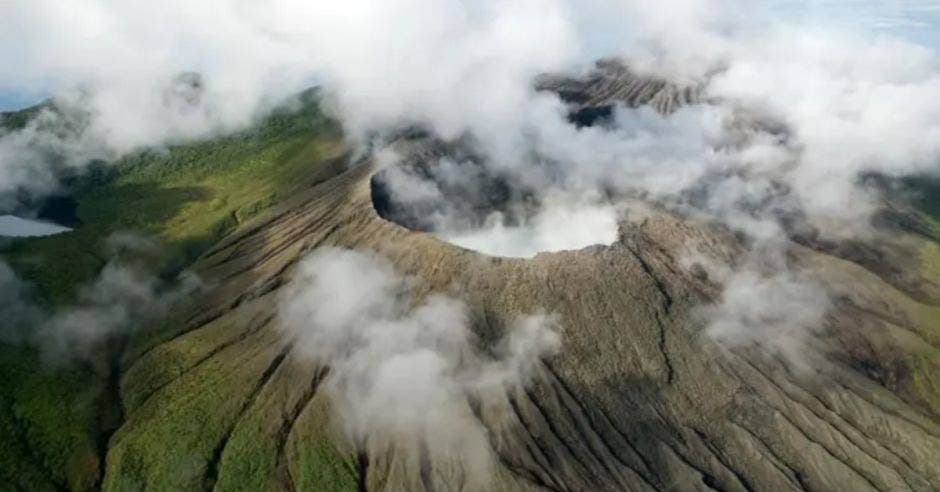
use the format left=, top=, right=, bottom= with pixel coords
left=4, top=90, right=343, bottom=304
left=909, top=176, right=940, bottom=238
left=0, top=90, right=348, bottom=491
left=906, top=177, right=940, bottom=415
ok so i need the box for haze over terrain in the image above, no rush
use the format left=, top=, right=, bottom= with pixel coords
left=0, top=1, right=939, bottom=491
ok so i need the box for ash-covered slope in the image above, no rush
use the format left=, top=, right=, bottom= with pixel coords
left=101, top=63, right=940, bottom=491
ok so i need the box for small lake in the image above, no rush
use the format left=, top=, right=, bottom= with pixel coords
left=0, top=215, right=71, bottom=237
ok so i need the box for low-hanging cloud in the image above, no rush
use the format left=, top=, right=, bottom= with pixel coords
left=5, top=1, right=938, bottom=232
left=0, top=260, right=43, bottom=344
left=285, top=0, right=940, bottom=240
left=685, top=244, right=831, bottom=369
left=0, top=0, right=323, bottom=211
left=0, top=233, right=201, bottom=367
left=278, top=247, right=561, bottom=478
left=289, top=0, right=940, bottom=361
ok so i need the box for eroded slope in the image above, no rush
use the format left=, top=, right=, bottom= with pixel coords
left=102, top=156, right=940, bottom=491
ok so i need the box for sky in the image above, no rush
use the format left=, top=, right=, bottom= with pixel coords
left=0, top=91, right=45, bottom=113
left=762, top=0, right=940, bottom=46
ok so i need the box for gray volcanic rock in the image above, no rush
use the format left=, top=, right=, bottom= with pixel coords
left=537, top=59, right=702, bottom=124
left=101, top=63, right=940, bottom=491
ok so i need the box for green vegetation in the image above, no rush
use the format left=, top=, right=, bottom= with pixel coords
left=0, top=346, right=103, bottom=491
left=4, top=90, right=343, bottom=304
left=907, top=339, right=940, bottom=416
left=0, top=90, right=348, bottom=491
left=902, top=175, right=940, bottom=239
left=899, top=176, right=940, bottom=416
left=103, top=328, right=285, bottom=490
left=0, top=101, right=46, bottom=130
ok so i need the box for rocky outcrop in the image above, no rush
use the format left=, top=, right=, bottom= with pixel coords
left=537, top=59, right=702, bottom=124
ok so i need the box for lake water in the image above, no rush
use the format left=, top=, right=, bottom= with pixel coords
left=0, top=215, right=70, bottom=237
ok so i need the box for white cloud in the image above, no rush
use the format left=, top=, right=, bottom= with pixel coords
left=687, top=247, right=831, bottom=368
left=279, top=247, right=560, bottom=472
left=0, top=233, right=203, bottom=366
left=0, top=260, right=43, bottom=343
left=0, top=0, right=322, bottom=208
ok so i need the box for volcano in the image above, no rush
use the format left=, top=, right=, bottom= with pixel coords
left=92, top=62, right=940, bottom=491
